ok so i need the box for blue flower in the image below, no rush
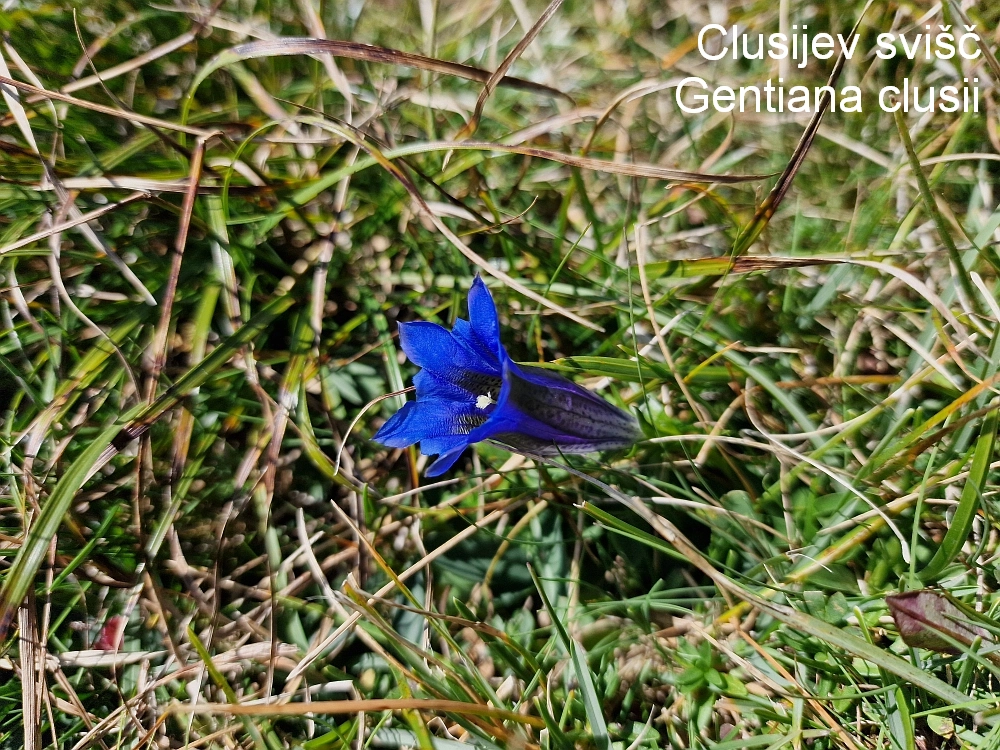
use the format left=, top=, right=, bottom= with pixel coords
left=374, top=276, right=641, bottom=476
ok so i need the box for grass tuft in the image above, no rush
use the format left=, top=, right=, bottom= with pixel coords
left=2, top=0, right=1000, bottom=748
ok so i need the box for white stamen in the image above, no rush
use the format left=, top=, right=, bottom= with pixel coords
left=476, top=393, right=495, bottom=410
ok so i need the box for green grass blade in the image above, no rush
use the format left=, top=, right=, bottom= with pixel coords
left=528, top=564, right=611, bottom=750
left=920, top=407, right=999, bottom=581
left=0, top=402, right=145, bottom=638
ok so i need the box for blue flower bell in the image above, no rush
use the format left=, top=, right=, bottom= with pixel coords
left=374, top=276, right=641, bottom=476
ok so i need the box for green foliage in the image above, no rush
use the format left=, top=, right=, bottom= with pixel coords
left=1, top=0, right=1000, bottom=748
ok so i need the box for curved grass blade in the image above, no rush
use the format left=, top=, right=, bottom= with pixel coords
left=184, top=38, right=571, bottom=121
left=920, top=408, right=998, bottom=581
left=645, top=255, right=838, bottom=280
left=172, top=699, right=546, bottom=728
left=457, top=0, right=565, bottom=139
left=528, top=563, right=611, bottom=750
left=733, top=1, right=872, bottom=255
left=243, top=138, right=769, bottom=248
left=280, top=134, right=772, bottom=188
left=389, top=140, right=770, bottom=184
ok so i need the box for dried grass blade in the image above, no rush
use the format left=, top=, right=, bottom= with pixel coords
left=362, top=138, right=768, bottom=182
left=0, top=191, right=148, bottom=259
left=948, top=1, right=1000, bottom=82
left=19, top=596, right=42, bottom=750
left=145, top=135, right=212, bottom=400
left=644, top=255, right=837, bottom=280
left=292, top=0, right=354, bottom=117
left=0, top=73, right=211, bottom=136
left=432, top=140, right=768, bottom=182
left=2, top=39, right=58, bottom=126
left=172, top=698, right=546, bottom=728
left=733, top=0, right=872, bottom=254
left=61, top=31, right=198, bottom=94
left=32, top=177, right=194, bottom=192
left=457, top=0, right=565, bottom=139
left=0, top=50, right=40, bottom=154
left=188, top=38, right=570, bottom=108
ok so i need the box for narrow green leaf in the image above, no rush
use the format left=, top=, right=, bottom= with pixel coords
left=188, top=626, right=279, bottom=750
left=528, top=564, right=611, bottom=750
left=580, top=502, right=690, bottom=564
left=46, top=489, right=122, bottom=592
left=892, top=106, right=979, bottom=312
left=888, top=687, right=915, bottom=750
left=0, top=402, right=144, bottom=638
left=921, top=407, right=998, bottom=581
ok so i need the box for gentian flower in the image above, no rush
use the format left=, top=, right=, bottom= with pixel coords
left=374, top=276, right=641, bottom=476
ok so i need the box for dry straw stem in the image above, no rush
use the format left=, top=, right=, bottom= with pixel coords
left=0, top=73, right=212, bottom=136
left=457, top=0, right=565, bottom=139
left=19, top=596, right=43, bottom=750
left=60, top=30, right=199, bottom=95
left=188, top=37, right=572, bottom=108
left=145, top=134, right=215, bottom=400
left=734, top=0, right=872, bottom=255
left=170, top=698, right=546, bottom=728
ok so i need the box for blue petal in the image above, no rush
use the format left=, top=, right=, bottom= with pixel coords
left=420, top=431, right=474, bottom=460
left=426, top=446, right=468, bottom=477
left=398, top=321, right=466, bottom=372
left=452, top=319, right=500, bottom=369
left=373, top=398, right=490, bottom=456
left=467, top=275, right=503, bottom=360
left=400, top=320, right=502, bottom=379
left=373, top=401, right=419, bottom=448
